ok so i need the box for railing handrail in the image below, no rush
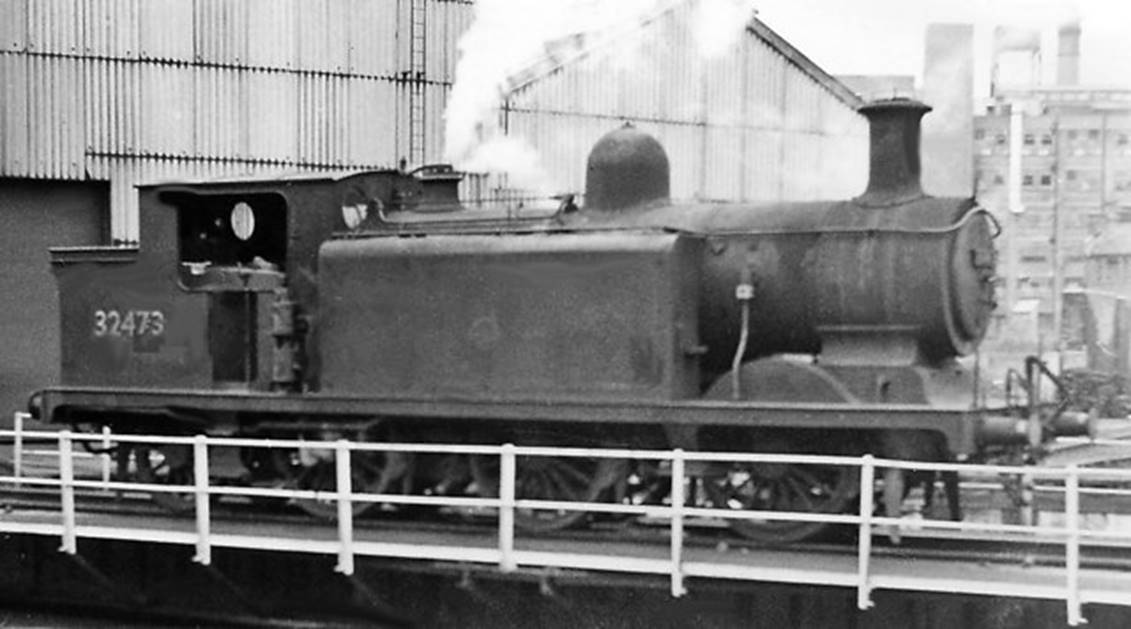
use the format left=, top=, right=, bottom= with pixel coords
left=8, top=425, right=1131, bottom=481
left=5, top=413, right=1131, bottom=625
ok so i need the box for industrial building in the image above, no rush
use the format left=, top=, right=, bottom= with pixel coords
left=976, top=92, right=1131, bottom=342
left=489, top=3, right=867, bottom=203
left=0, top=0, right=868, bottom=418
left=973, top=21, right=1131, bottom=351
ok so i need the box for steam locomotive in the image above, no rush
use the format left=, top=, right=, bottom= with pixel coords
left=34, top=98, right=1088, bottom=542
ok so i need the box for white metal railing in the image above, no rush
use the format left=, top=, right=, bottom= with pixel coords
left=10, top=411, right=113, bottom=489
left=4, top=413, right=1131, bottom=625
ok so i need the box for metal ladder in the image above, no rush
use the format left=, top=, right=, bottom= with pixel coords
left=408, top=0, right=428, bottom=166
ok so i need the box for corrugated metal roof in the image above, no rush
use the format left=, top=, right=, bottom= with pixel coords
left=745, top=18, right=863, bottom=109
left=2, top=0, right=467, bottom=81
left=490, top=0, right=869, bottom=203
left=136, top=168, right=389, bottom=188
left=502, top=1, right=862, bottom=110
left=0, top=0, right=477, bottom=243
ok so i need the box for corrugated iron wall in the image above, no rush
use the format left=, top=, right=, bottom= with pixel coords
left=0, top=0, right=472, bottom=242
left=1, top=0, right=866, bottom=241
left=501, top=4, right=868, bottom=203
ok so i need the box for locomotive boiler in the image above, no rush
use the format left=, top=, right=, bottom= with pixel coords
left=35, top=98, right=1087, bottom=542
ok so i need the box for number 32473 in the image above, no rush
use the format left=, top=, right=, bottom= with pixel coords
left=93, top=309, right=165, bottom=338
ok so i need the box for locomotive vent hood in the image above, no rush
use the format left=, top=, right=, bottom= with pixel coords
left=856, top=98, right=932, bottom=207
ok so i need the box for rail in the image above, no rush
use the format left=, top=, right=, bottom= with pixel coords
left=3, top=413, right=1131, bottom=625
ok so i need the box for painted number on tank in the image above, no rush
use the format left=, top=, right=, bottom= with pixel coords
left=93, top=309, right=166, bottom=338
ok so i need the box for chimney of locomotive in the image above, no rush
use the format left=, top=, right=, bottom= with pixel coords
left=856, top=98, right=932, bottom=207
left=584, top=123, right=670, bottom=211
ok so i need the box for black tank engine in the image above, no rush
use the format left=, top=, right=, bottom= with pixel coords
left=35, top=99, right=1087, bottom=542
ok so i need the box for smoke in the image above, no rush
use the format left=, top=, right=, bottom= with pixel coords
left=455, top=136, right=548, bottom=192
left=443, top=0, right=665, bottom=168
left=691, top=0, right=758, bottom=58
left=442, top=0, right=762, bottom=194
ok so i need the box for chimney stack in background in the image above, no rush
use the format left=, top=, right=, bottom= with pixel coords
left=1057, top=21, right=1081, bottom=86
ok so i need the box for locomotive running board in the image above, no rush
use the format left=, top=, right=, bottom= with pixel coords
left=38, top=386, right=983, bottom=455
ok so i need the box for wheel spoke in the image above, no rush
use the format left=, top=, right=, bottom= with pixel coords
left=355, top=455, right=386, bottom=477
left=134, top=445, right=196, bottom=514
left=471, top=452, right=626, bottom=533
left=703, top=457, right=858, bottom=543
left=555, top=460, right=591, bottom=487
left=543, top=462, right=582, bottom=497
left=290, top=447, right=391, bottom=519
left=789, top=466, right=823, bottom=493
left=783, top=475, right=816, bottom=511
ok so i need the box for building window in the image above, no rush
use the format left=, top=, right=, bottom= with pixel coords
left=1067, top=130, right=1078, bottom=141
left=1022, top=174, right=1034, bottom=186
left=995, top=133, right=1007, bottom=145
left=974, top=129, right=986, bottom=140
left=1041, top=134, right=1053, bottom=145
left=1118, top=134, right=1129, bottom=146
left=1066, top=170, right=1078, bottom=181
left=1039, top=174, right=1051, bottom=186
left=1023, top=133, right=1035, bottom=145
left=1088, top=129, right=1101, bottom=140
left=993, top=174, right=1005, bottom=185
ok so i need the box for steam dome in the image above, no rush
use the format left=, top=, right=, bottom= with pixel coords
left=584, top=124, right=670, bottom=212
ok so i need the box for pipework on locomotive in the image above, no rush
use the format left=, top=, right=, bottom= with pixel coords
left=33, top=98, right=1093, bottom=542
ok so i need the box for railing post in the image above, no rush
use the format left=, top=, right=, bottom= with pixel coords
left=334, top=439, right=354, bottom=576
left=498, top=443, right=517, bottom=573
left=1065, top=464, right=1084, bottom=626
left=100, top=426, right=112, bottom=491
left=670, top=448, right=686, bottom=598
left=856, top=455, right=876, bottom=610
left=1020, top=472, right=1035, bottom=526
left=192, top=435, right=211, bottom=566
left=13, top=412, right=24, bottom=488
left=58, top=430, right=77, bottom=555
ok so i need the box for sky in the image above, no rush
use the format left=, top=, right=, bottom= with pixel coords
left=753, top=0, right=1131, bottom=92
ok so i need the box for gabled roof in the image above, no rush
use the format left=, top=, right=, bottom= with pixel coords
left=136, top=169, right=394, bottom=189
left=502, top=0, right=862, bottom=109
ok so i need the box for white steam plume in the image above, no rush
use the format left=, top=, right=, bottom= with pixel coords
left=692, top=0, right=758, bottom=58
left=456, top=136, right=548, bottom=192
left=443, top=0, right=761, bottom=193
left=443, top=0, right=665, bottom=168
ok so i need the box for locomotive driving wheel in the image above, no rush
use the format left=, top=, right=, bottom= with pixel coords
left=132, top=443, right=197, bottom=514
left=469, top=432, right=627, bottom=533
left=701, top=358, right=864, bottom=543
left=284, top=425, right=410, bottom=520
left=700, top=439, right=859, bottom=544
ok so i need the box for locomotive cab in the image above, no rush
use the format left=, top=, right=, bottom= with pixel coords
left=49, top=169, right=426, bottom=396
